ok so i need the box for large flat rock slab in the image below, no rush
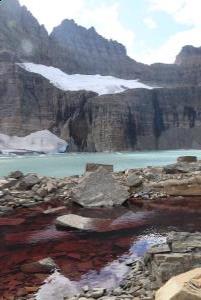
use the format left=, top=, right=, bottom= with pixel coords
left=55, top=212, right=147, bottom=232
left=156, top=268, right=201, bottom=300
left=71, top=167, right=129, bottom=207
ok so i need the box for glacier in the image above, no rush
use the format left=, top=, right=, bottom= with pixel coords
left=0, top=130, right=68, bottom=154
left=18, top=62, right=156, bottom=95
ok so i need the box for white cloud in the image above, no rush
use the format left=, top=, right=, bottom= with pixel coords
left=134, top=0, right=201, bottom=64
left=143, top=17, right=157, bottom=29
left=137, top=27, right=201, bottom=64
left=149, top=0, right=185, bottom=15
left=19, top=0, right=135, bottom=57
left=149, top=0, right=201, bottom=26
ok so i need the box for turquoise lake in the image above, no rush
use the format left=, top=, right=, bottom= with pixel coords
left=0, top=149, right=201, bottom=177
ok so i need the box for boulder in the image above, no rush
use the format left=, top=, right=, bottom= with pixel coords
left=177, top=156, right=198, bottom=163
left=86, top=163, right=113, bottom=172
left=164, top=163, right=192, bottom=174
left=8, top=170, right=24, bottom=179
left=71, top=167, right=129, bottom=207
left=55, top=214, right=110, bottom=231
left=18, top=174, right=40, bottom=190
left=126, top=174, right=143, bottom=187
left=55, top=211, right=146, bottom=232
left=156, top=268, right=201, bottom=300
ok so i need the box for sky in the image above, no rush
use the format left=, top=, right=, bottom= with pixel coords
left=18, top=0, right=201, bottom=65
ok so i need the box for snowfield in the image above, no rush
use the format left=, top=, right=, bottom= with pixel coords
left=0, top=130, right=68, bottom=154
left=18, top=62, right=156, bottom=95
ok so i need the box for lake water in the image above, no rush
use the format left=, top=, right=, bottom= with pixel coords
left=0, top=149, right=201, bottom=177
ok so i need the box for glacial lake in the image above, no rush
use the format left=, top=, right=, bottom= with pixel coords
left=0, top=149, right=201, bottom=177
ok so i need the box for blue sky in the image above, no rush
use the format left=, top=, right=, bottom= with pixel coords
left=19, top=0, right=201, bottom=64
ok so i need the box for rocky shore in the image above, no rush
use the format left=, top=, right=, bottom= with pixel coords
left=1, top=156, right=201, bottom=300
left=1, top=156, right=201, bottom=215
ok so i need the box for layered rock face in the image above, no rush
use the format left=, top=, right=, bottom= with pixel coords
left=0, top=61, right=96, bottom=140
left=2, top=63, right=201, bottom=152
left=69, top=87, right=201, bottom=151
left=1, top=0, right=201, bottom=151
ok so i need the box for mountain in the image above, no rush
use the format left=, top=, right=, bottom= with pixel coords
left=51, top=19, right=148, bottom=79
left=175, top=45, right=201, bottom=66
left=1, top=0, right=201, bottom=151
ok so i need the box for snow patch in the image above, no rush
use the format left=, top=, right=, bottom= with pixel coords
left=18, top=62, right=157, bottom=95
left=0, top=130, right=67, bottom=154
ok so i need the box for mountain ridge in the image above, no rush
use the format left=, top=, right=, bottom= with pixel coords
left=1, top=0, right=201, bottom=151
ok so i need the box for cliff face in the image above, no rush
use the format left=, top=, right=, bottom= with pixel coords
left=175, top=45, right=201, bottom=66
left=2, top=62, right=201, bottom=151
left=68, top=88, right=201, bottom=151
left=0, top=61, right=96, bottom=140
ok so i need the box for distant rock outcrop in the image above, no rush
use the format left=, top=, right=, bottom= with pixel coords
left=175, top=45, right=201, bottom=66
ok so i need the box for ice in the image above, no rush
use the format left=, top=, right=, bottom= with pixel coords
left=18, top=62, right=157, bottom=95
left=0, top=130, right=67, bottom=154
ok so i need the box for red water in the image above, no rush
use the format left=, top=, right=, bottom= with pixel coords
left=1, top=200, right=201, bottom=299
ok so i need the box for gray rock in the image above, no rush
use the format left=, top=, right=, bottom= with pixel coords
left=0, top=205, right=13, bottom=213
left=71, top=167, right=129, bottom=207
left=86, top=163, right=113, bottom=173
left=126, top=174, right=143, bottom=188
left=55, top=214, right=109, bottom=231
left=18, top=174, right=40, bottom=190
left=146, top=231, right=201, bottom=285
left=177, top=156, right=197, bottom=163
left=9, top=170, right=24, bottom=179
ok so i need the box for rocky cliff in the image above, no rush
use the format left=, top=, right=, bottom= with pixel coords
left=2, top=62, right=201, bottom=151
left=68, top=87, right=201, bottom=151
left=175, top=45, right=201, bottom=66
left=51, top=19, right=148, bottom=79
left=1, top=0, right=201, bottom=151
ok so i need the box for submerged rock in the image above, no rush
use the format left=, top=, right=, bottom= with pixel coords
left=21, top=257, right=58, bottom=274
left=71, top=167, right=129, bottom=207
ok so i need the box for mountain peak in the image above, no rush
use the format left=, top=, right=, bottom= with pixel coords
left=175, top=45, right=201, bottom=66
